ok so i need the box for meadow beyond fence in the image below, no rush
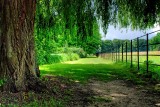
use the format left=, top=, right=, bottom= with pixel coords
left=100, top=30, right=160, bottom=73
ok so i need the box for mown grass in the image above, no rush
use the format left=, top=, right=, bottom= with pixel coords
left=40, top=58, right=141, bottom=84
left=2, top=57, right=156, bottom=107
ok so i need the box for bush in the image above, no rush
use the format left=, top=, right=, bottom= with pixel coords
left=36, top=46, right=84, bottom=65
left=47, top=54, right=63, bottom=63
left=36, top=49, right=47, bottom=65
left=42, top=53, right=80, bottom=64
left=57, top=47, right=87, bottom=58
left=70, top=47, right=87, bottom=58
left=68, top=53, right=80, bottom=61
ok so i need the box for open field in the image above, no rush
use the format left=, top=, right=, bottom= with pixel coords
left=101, top=51, right=160, bottom=65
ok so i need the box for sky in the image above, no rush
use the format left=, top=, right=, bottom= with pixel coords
left=100, top=24, right=160, bottom=40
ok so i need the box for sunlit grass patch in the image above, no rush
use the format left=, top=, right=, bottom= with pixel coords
left=40, top=58, right=139, bottom=84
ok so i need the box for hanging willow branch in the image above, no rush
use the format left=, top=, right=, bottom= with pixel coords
left=36, top=0, right=160, bottom=39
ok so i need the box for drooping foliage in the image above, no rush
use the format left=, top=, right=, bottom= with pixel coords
left=113, top=0, right=160, bottom=29
left=35, top=0, right=101, bottom=64
left=34, top=0, right=160, bottom=64
left=36, top=0, right=160, bottom=35
left=96, top=0, right=160, bottom=31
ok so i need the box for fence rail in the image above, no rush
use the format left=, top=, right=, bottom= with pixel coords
left=100, top=30, right=160, bottom=73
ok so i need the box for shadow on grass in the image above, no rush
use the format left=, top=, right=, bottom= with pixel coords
left=40, top=63, right=136, bottom=83
left=85, top=56, right=97, bottom=58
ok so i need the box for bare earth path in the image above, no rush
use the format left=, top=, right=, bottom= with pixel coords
left=86, top=80, right=160, bottom=107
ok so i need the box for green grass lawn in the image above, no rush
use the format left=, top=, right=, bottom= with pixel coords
left=3, top=57, right=158, bottom=107
left=40, top=58, right=139, bottom=83
left=63, top=57, right=113, bottom=64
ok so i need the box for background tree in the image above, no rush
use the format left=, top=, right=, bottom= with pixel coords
left=101, top=40, right=113, bottom=53
left=150, top=33, right=160, bottom=51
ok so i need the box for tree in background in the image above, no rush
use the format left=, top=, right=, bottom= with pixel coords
left=150, top=33, right=160, bottom=51
left=101, top=40, right=113, bottom=53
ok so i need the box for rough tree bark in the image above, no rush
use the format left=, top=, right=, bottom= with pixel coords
left=0, top=0, right=40, bottom=92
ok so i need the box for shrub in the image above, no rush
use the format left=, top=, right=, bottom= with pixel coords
left=36, top=49, right=47, bottom=65
left=56, top=47, right=87, bottom=58
left=68, top=53, right=79, bottom=61
left=36, top=46, right=84, bottom=65
left=44, top=53, right=80, bottom=64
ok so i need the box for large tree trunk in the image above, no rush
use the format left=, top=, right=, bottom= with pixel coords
left=0, top=0, right=37, bottom=92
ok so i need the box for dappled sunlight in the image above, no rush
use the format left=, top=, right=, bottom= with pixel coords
left=2, top=0, right=160, bottom=106
left=110, top=93, right=127, bottom=97
left=40, top=61, right=125, bottom=83
left=38, top=58, right=160, bottom=107
left=64, top=58, right=113, bottom=64
left=156, top=103, right=160, bottom=106
left=71, top=69, right=85, bottom=72
left=87, top=80, right=160, bottom=107
left=74, top=80, right=80, bottom=83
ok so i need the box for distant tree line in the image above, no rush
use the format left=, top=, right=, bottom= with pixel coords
left=101, top=33, right=160, bottom=53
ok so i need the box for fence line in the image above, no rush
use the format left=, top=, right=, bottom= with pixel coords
left=100, top=30, right=160, bottom=73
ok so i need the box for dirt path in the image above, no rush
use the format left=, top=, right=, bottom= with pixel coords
left=0, top=76, right=159, bottom=107
left=86, top=80, right=160, bottom=107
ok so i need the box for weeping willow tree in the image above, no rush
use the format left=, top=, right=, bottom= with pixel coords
left=35, top=0, right=160, bottom=51
left=1, top=0, right=160, bottom=92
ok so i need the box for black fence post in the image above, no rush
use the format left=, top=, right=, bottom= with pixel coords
left=116, top=47, right=117, bottom=62
left=146, top=34, right=149, bottom=73
left=118, top=45, right=120, bottom=61
left=131, top=40, right=133, bottom=67
left=114, top=48, right=116, bottom=62
left=111, top=48, right=113, bottom=61
left=137, top=38, right=140, bottom=70
left=110, top=48, right=112, bottom=61
left=112, top=48, right=115, bottom=61
left=113, top=49, right=114, bottom=61
left=122, top=44, right=123, bottom=62
left=126, top=42, right=127, bottom=63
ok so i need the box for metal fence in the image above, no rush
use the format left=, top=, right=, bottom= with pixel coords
left=100, top=30, right=160, bottom=73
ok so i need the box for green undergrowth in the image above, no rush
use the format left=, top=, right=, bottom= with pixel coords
left=50, top=53, right=80, bottom=63
left=1, top=99, right=64, bottom=107
left=23, top=99, right=63, bottom=107
left=38, top=53, right=80, bottom=65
